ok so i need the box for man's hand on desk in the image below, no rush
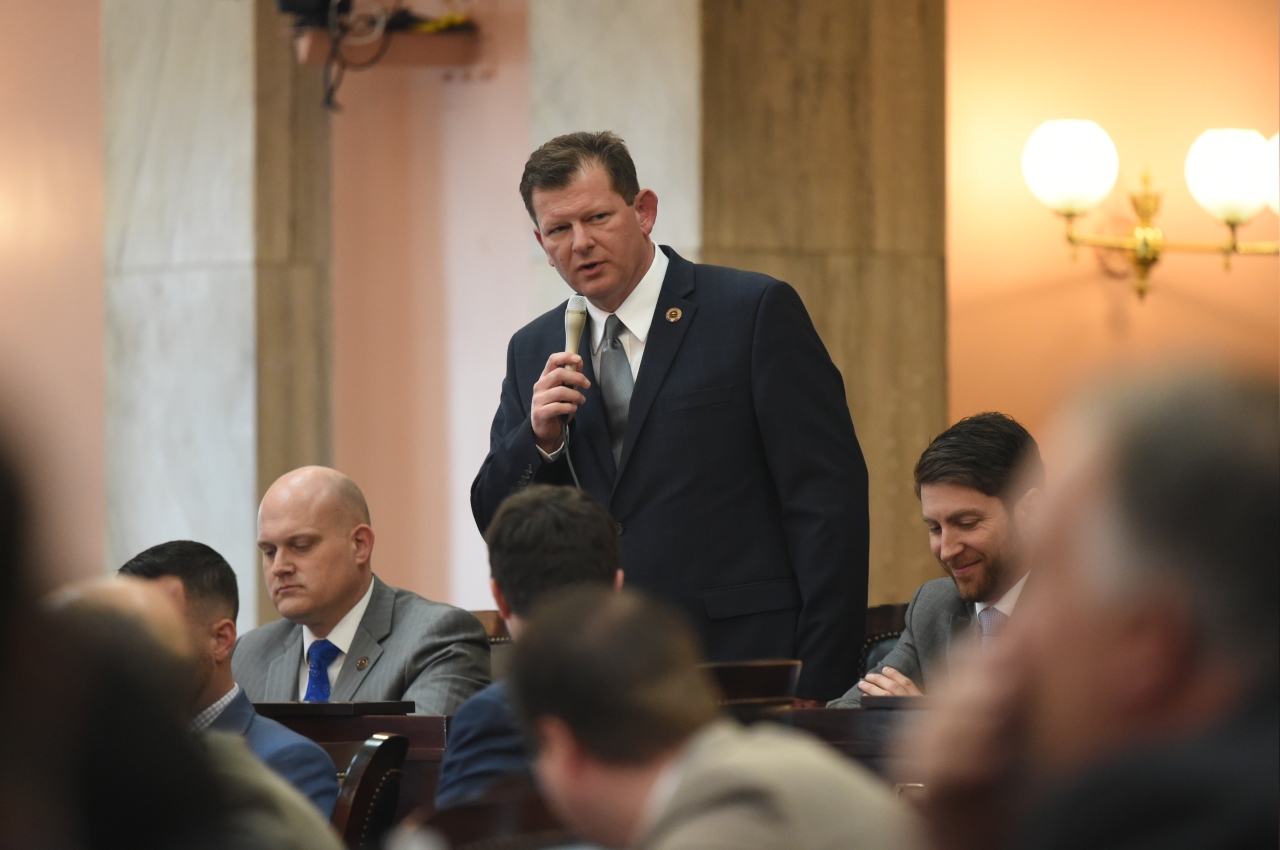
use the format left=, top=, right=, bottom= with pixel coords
left=856, top=667, right=923, bottom=697
left=531, top=352, right=591, bottom=454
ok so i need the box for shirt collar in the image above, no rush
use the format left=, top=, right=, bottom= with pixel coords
left=190, top=683, right=240, bottom=733
left=302, top=575, right=376, bottom=658
left=974, top=570, right=1030, bottom=618
left=585, top=241, right=669, bottom=352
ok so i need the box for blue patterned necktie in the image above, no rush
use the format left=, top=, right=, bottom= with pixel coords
left=600, top=314, right=634, bottom=465
left=977, top=607, right=1008, bottom=651
left=304, top=638, right=342, bottom=702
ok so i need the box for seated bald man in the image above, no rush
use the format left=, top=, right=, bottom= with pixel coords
left=233, top=466, right=491, bottom=715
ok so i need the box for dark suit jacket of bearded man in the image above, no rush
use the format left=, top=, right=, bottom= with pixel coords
left=471, top=246, right=869, bottom=701
left=232, top=575, right=490, bottom=715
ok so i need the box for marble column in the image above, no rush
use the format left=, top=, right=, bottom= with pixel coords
left=528, top=0, right=701, bottom=312
left=104, top=0, right=331, bottom=628
left=702, top=0, right=948, bottom=604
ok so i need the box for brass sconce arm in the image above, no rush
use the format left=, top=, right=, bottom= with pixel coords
left=1059, top=179, right=1278, bottom=298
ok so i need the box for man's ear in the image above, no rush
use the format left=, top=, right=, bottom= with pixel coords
left=351, top=524, right=375, bottom=567
left=613, top=569, right=625, bottom=591
left=533, top=226, right=556, bottom=266
left=633, top=188, right=658, bottom=236
left=210, top=617, right=237, bottom=664
left=491, top=578, right=514, bottom=621
left=1014, top=487, right=1043, bottom=529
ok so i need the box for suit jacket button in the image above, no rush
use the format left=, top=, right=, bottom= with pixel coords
left=614, top=522, right=624, bottom=536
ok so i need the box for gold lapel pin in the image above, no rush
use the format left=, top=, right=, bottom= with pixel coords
left=356, top=657, right=369, bottom=670
left=666, top=307, right=683, bottom=322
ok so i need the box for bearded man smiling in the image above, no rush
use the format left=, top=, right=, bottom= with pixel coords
left=829, top=412, right=1043, bottom=707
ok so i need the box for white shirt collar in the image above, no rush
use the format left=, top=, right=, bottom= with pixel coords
left=584, top=241, right=668, bottom=352
left=302, top=575, right=375, bottom=657
left=974, top=571, right=1030, bottom=618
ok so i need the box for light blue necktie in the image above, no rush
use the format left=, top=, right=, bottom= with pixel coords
left=977, top=607, right=1008, bottom=651
left=304, top=639, right=342, bottom=702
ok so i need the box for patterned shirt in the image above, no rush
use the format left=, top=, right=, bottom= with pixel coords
left=190, top=683, right=241, bottom=732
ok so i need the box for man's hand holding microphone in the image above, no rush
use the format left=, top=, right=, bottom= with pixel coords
left=531, top=294, right=590, bottom=455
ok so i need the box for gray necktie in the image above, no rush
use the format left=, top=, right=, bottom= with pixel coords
left=600, top=314, right=634, bottom=464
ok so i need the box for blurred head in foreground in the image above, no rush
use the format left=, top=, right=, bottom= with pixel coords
left=509, top=588, right=720, bottom=846
left=1020, top=371, right=1278, bottom=772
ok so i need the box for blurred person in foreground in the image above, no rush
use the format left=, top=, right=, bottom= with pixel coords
left=509, top=587, right=921, bottom=850
left=120, top=539, right=339, bottom=817
left=0, top=435, right=227, bottom=849
left=53, top=576, right=345, bottom=850
left=234, top=465, right=489, bottom=714
left=902, top=373, right=1279, bottom=850
left=830, top=413, right=1042, bottom=706
left=436, top=484, right=624, bottom=809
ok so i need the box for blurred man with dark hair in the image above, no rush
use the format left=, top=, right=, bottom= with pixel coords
left=436, top=484, right=623, bottom=809
left=510, top=587, right=920, bottom=850
left=905, top=373, right=1279, bottom=850
left=831, top=412, right=1043, bottom=707
left=121, top=540, right=339, bottom=817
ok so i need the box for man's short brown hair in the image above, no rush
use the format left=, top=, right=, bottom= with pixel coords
left=519, top=131, right=641, bottom=224
left=510, top=587, right=721, bottom=764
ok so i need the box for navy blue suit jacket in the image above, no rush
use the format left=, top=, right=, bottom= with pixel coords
left=471, top=248, right=869, bottom=700
left=211, top=688, right=340, bottom=818
left=435, top=681, right=527, bottom=809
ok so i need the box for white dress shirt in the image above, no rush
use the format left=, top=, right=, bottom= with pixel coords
left=540, top=241, right=668, bottom=460
left=973, top=570, right=1029, bottom=619
left=297, top=577, right=376, bottom=700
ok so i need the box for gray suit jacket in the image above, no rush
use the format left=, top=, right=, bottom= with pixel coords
left=232, top=576, right=490, bottom=715
left=639, top=720, right=921, bottom=850
left=828, top=576, right=972, bottom=708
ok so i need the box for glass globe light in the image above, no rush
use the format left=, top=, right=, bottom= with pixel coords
left=1022, top=119, right=1120, bottom=215
left=1265, top=134, right=1278, bottom=214
left=1184, top=129, right=1269, bottom=225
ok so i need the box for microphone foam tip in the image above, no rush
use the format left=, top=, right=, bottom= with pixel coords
left=567, top=294, right=588, bottom=312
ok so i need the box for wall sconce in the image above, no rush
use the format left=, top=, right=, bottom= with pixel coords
left=1022, top=119, right=1279, bottom=298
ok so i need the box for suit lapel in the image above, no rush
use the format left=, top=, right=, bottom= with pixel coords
left=331, top=576, right=392, bottom=702
left=568, top=316, right=616, bottom=482
left=615, top=250, right=697, bottom=483
left=265, top=627, right=304, bottom=701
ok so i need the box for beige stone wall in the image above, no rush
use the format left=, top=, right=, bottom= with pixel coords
left=702, top=0, right=948, bottom=604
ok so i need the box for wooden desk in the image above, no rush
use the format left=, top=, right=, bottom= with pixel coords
left=787, top=704, right=926, bottom=781
left=257, top=706, right=450, bottom=822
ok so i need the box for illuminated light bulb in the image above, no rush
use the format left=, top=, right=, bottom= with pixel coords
left=1021, top=119, right=1120, bottom=215
left=1184, top=129, right=1269, bottom=225
left=1265, top=134, right=1278, bottom=214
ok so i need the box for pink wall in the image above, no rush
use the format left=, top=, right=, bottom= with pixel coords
left=948, top=0, right=1279, bottom=435
left=332, top=0, right=531, bottom=606
left=0, top=0, right=105, bottom=585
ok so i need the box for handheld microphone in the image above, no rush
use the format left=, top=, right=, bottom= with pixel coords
left=564, top=294, right=588, bottom=369
left=560, top=294, right=588, bottom=489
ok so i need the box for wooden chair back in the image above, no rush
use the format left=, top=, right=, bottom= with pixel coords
left=471, top=610, right=515, bottom=680
left=861, top=603, right=909, bottom=677
left=321, top=733, right=410, bottom=849
left=702, top=659, right=801, bottom=722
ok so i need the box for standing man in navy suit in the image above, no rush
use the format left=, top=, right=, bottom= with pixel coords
left=120, top=541, right=340, bottom=818
left=472, top=132, right=869, bottom=702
